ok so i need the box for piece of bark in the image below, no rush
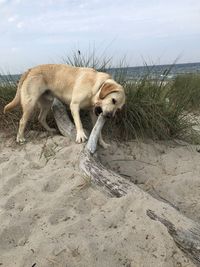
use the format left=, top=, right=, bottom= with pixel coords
left=52, top=98, right=200, bottom=266
left=52, top=98, right=76, bottom=138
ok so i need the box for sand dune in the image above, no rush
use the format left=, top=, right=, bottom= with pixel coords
left=0, top=132, right=197, bottom=266
left=100, top=140, right=200, bottom=222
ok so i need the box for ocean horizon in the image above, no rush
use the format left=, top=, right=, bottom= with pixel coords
left=108, top=61, right=200, bottom=80
left=0, top=62, right=200, bottom=83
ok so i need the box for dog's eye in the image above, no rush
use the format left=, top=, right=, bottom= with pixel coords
left=112, top=98, right=117, bottom=105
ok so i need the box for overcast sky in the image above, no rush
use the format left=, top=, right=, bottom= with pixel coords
left=0, top=0, right=200, bottom=73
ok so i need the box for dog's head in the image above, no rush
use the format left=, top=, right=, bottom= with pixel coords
left=94, top=80, right=125, bottom=118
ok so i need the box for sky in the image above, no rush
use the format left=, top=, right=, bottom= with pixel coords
left=0, top=0, right=200, bottom=73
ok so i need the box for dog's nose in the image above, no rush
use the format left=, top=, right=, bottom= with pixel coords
left=95, top=106, right=103, bottom=116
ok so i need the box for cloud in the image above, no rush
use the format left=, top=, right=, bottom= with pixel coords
left=0, top=0, right=8, bottom=4
left=11, top=47, right=18, bottom=53
left=0, top=0, right=200, bottom=72
left=8, top=15, right=18, bottom=22
left=2, top=0, right=200, bottom=39
left=16, top=21, right=23, bottom=28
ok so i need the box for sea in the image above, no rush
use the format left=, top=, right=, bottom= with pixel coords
left=108, top=62, right=200, bottom=81
left=0, top=62, right=200, bottom=85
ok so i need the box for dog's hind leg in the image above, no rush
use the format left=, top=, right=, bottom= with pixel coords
left=38, top=95, right=56, bottom=132
left=17, top=99, right=36, bottom=143
left=16, top=76, right=47, bottom=143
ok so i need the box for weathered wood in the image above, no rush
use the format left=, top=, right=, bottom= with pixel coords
left=147, top=210, right=200, bottom=265
left=52, top=99, right=136, bottom=196
left=86, top=114, right=106, bottom=154
left=52, top=98, right=200, bottom=266
left=79, top=149, right=136, bottom=197
left=52, top=98, right=76, bottom=138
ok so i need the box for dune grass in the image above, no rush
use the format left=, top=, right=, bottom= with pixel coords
left=0, top=73, right=19, bottom=132
left=170, top=73, right=200, bottom=111
left=107, top=77, right=199, bottom=142
left=0, top=54, right=200, bottom=143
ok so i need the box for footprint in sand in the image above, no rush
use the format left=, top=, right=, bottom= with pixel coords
left=0, top=223, right=31, bottom=250
left=48, top=208, right=77, bottom=225
left=4, top=190, right=32, bottom=211
left=4, top=196, right=16, bottom=210
left=2, top=172, right=24, bottom=195
left=42, top=176, right=63, bottom=193
left=42, top=167, right=75, bottom=193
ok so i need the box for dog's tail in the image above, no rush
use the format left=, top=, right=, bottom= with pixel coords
left=4, top=69, right=31, bottom=114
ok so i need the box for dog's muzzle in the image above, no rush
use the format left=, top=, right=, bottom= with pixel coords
left=94, top=106, right=103, bottom=116
left=105, top=112, right=112, bottom=119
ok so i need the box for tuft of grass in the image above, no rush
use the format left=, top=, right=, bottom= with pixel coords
left=170, top=73, right=200, bottom=111
left=0, top=73, right=20, bottom=133
left=106, top=70, right=200, bottom=143
left=62, top=48, right=112, bottom=72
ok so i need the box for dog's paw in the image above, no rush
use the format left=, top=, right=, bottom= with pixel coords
left=76, top=131, right=87, bottom=143
left=16, top=136, right=26, bottom=144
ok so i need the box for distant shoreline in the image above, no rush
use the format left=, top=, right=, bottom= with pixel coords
left=0, top=62, right=200, bottom=82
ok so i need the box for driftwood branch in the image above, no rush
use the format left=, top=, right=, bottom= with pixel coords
left=86, top=114, right=106, bottom=154
left=52, top=98, right=200, bottom=266
left=79, top=149, right=136, bottom=197
left=52, top=98, right=76, bottom=138
left=147, top=210, right=200, bottom=265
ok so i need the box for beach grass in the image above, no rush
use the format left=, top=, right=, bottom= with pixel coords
left=0, top=74, right=20, bottom=132
left=170, top=73, right=200, bottom=111
left=106, top=76, right=200, bottom=143
left=0, top=54, right=200, bottom=143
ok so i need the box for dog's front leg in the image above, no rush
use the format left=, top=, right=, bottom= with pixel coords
left=70, top=103, right=87, bottom=143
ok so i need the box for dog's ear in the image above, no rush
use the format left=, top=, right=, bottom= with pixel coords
left=99, top=83, right=119, bottom=99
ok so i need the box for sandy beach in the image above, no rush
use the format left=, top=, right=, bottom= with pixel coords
left=1, top=0, right=200, bottom=265
left=0, top=131, right=199, bottom=267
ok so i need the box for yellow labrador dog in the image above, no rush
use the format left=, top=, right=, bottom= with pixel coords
left=4, top=64, right=125, bottom=147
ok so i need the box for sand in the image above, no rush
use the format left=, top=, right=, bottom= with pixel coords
left=0, top=131, right=198, bottom=267
left=100, top=139, right=200, bottom=223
